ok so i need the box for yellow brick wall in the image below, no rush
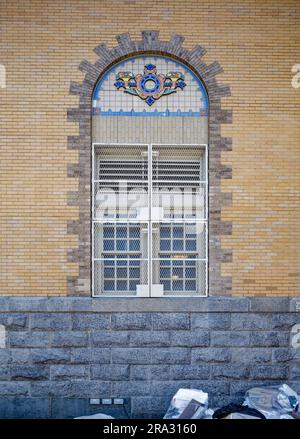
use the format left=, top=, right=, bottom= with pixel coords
left=0, top=0, right=299, bottom=295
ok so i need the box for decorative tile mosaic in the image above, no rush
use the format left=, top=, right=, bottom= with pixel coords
left=92, top=56, right=208, bottom=117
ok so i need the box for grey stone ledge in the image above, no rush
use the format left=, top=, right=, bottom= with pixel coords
left=0, top=296, right=299, bottom=313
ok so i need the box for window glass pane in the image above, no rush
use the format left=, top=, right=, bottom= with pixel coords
left=186, top=240, right=196, bottom=251
left=129, top=227, right=140, bottom=238
left=160, top=240, right=171, bottom=251
left=162, top=280, right=171, bottom=291
left=129, top=267, right=140, bottom=278
left=104, top=258, right=115, bottom=266
left=173, top=260, right=183, bottom=267
left=103, top=227, right=114, bottom=239
left=173, top=227, right=183, bottom=238
left=129, top=280, right=139, bottom=291
left=116, top=227, right=127, bottom=238
left=173, top=240, right=184, bottom=251
left=173, top=267, right=183, bottom=278
left=104, top=267, right=114, bottom=278
left=129, top=240, right=140, bottom=251
left=116, top=240, right=127, bottom=251
left=117, top=280, right=127, bottom=291
left=186, top=267, right=196, bottom=278
left=160, top=227, right=171, bottom=238
left=117, top=267, right=127, bottom=278
left=104, top=280, right=114, bottom=291
left=186, top=280, right=196, bottom=291
left=103, top=240, right=114, bottom=251
left=117, top=258, right=127, bottom=266
left=160, top=258, right=171, bottom=266
left=173, top=280, right=184, bottom=291
left=160, top=268, right=171, bottom=278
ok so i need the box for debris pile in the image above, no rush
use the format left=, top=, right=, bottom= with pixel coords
left=163, top=384, right=300, bottom=420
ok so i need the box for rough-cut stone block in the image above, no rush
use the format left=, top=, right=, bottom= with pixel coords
left=290, top=298, right=300, bottom=312
left=0, top=314, right=27, bottom=330
left=150, top=381, right=190, bottom=397
left=191, top=313, right=231, bottom=330
left=0, top=382, right=29, bottom=396
left=50, top=365, right=90, bottom=381
left=31, top=380, right=111, bottom=398
left=151, top=313, right=190, bottom=330
left=151, top=348, right=190, bottom=364
left=231, top=314, right=272, bottom=330
left=51, top=331, right=89, bottom=348
left=70, top=348, right=110, bottom=364
left=250, top=297, right=290, bottom=312
left=191, top=348, right=231, bottom=363
left=112, top=348, right=151, bottom=364
left=10, top=366, right=49, bottom=381
left=91, top=365, right=129, bottom=381
left=169, top=365, right=210, bottom=380
left=10, top=349, right=30, bottom=364
left=130, top=331, right=170, bottom=347
left=0, top=364, right=10, bottom=380
left=111, top=313, right=151, bottom=330
left=72, top=313, right=110, bottom=330
left=0, top=349, right=30, bottom=365
left=250, top=331, right=290, bottom=347
left=170, top=330, right=210, bottom=347
left=211, top=331, right=250, bottom=347
left=30, top=314, right=71, bottom=331
left=231, top=348, right=272, bottom=363
left=31, top=348, right=70, bottom=364
left=207, top=297, right=249, bottom=312
left=31, top=381, right=71, bottom=397
left=130, top=365, right=152, bottom=381
left=290, top=364, right=300, bottom=380
left=0, top=349, right=11, bottom=365
left=250, top=365, right=289, bottom=380
left=112, top=381, right=150, bottom=397
left=270, top=314, right=299, bottom=330
left=212, top=364, right=250, bottom=379
left=272, top=348, right=299, bottom=363
left=149, top=365, right=171, bottom=381
left=9, top=331, right=51, bottom=348
left=91, top=331, right=129, bottom=347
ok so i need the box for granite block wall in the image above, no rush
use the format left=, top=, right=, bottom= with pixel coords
left=0, top=297, right=299, bottom=418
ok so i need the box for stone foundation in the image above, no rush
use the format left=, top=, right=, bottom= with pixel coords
left=0, top=296, right=299, bottom=418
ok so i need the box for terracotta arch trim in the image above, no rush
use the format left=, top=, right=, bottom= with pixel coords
left=67, top=30, right=232, bottom=296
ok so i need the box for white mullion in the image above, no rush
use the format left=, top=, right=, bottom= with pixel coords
left=148, top=143, right=152, bottom=297
left=92, top=144, right=95, bottom=297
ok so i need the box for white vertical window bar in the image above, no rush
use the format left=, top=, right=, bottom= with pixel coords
left=148, top=143, right=152, bottom=297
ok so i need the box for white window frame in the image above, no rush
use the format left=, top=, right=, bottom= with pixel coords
left=92, top=143, right=208, bottom=298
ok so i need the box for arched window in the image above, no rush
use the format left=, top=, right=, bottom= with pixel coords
left=91, top=55, right=208, bottom=297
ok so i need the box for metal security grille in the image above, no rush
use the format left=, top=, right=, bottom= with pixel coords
left=92, top=143, right=208, bottom=297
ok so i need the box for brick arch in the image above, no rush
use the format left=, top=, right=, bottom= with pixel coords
left=67, top=31, right=232, bottom=296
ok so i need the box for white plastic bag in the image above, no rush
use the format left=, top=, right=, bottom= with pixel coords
left=164, top=388, right=208, bottom=419
left=245, top=384, right=300, bottom=419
